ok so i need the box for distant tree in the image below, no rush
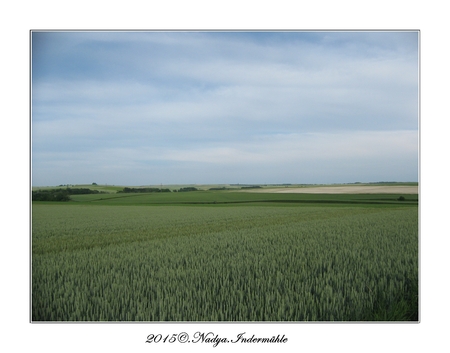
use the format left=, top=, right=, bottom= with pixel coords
left=398, top=196, right=406, bottom=201
left=54, top=192, right=70, bottom=201
left=92, top=182, right=98, bottom=185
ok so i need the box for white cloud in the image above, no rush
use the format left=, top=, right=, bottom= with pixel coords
left=31, top=31, right=419, bottom=185
left=152, top=130, right=417, bottom=164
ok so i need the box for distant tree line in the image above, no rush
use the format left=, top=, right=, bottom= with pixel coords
left=240, top=185, right=262, bottom=189
left=32, top=188, right=104, bottom=201
left=119, top=187, right=171, bottom=193
left=66, top=188, right=104, bottom=195
left=32, top=190, right=70, bottom=201
left=178, top=187, right=198, bottom=192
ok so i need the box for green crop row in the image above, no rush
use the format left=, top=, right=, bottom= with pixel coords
left=32, top=204, right=418, bottom=321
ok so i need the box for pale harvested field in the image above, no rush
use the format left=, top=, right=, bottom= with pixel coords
left=241, top=186, right=418, bottom=194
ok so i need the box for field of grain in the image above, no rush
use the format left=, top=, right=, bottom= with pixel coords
left=31, top=191, right=419, bottom=321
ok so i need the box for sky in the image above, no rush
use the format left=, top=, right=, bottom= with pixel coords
left=31, top=31, right=419, bottom=186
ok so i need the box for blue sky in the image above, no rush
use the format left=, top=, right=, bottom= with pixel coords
left=31, top=31, right=419, bottom=186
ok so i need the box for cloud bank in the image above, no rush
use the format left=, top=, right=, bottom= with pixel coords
left=31, top=31, right=419, bottom=186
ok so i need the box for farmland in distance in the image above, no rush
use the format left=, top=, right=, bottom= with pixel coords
left=31, top=185, right=419, bottom=321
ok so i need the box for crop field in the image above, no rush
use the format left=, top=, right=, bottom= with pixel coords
left=31, top=187, right=419, bottom=321
left=243, top=185, right=419, bottom=194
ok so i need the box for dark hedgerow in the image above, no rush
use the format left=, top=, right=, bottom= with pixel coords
left=178, top=187, right=198, bottom=192
left=32, top=188, right=105, bottom=201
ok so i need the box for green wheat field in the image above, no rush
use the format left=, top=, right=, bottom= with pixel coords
left=31, top=185, right=419, bottom=321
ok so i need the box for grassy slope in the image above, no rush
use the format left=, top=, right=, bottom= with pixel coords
left=65, top=190, right=418, bottom=206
